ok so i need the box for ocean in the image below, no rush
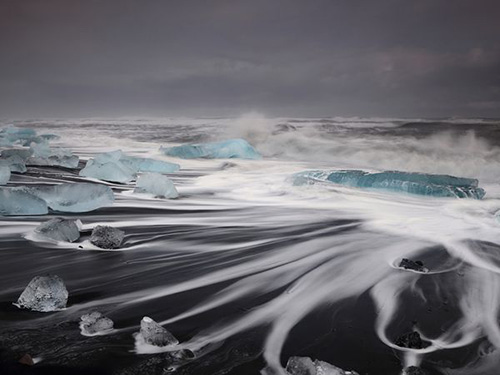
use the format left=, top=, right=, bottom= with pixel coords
left=1, top=116, right=500, bottom=375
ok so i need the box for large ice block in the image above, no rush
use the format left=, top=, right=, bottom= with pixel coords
left=120, top=155, right=180, bottom=173
left=292, top=169, right=485, bottom=199
left=0, top=188, right=48, bottom=216
left=15, top=275, right=68, bottom=312
left=0, top=154, right=27, bottom=173
left=28, top=142, right=79, bottom=168
left=30, top=183, right=115, bottom=213
left=160, top=138, right=261, bottom=160
left=137, top=316, right=179, bottom=347
left=34, top=218, right=82, bottom=242
left=0, top=165, right=10, bottom=185
left=134, top=172, right=178, bottom=198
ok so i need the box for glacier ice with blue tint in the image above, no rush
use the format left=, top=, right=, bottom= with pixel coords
left=80, top=150, right=179, bottom=183
left=134, top=172, right=178, bottom=198
left=0, top=188, right=48, bottom=215
left=161, top=138, right=261, bottom=160
left=30, top=183, right=115, bottom=212
left=0, top=166, right=10, bottom=185
left=292, top=169, right=485, bottom=199
left=0, top=155, right=27, bottom=173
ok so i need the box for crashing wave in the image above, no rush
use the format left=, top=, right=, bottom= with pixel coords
left=160, top=138, right=261, bottom=160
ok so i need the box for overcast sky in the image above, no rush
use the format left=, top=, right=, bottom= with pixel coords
left=1, top=0, right=499, bottom=118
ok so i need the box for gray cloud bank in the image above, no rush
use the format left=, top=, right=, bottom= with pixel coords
left=1, top=0, right=499, bottom=118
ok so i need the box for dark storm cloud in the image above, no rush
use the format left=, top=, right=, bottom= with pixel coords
left=1, top=0, right=499, bottom=117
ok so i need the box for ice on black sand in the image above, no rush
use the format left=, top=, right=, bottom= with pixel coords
left=285, top=356, right=359, bottom=375
left=80, top=311, right=114, bottom=335
left=15, top=275, right=68, bottom=312
left=90, top=225, right=125, bottom=249
left=34, top=218, right=82, bottom=242
left=403, top=366, right=427, bottom=375
left=137, top=316, right=179, bottom=347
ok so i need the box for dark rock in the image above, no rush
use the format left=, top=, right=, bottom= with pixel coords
left=395, top=331, right=428, bottom=349
left=90, top=225, right=124, bottom=249
left=18, top=354, right=34, bottom=366
left=403, top=366, right=427, bottom=375
left=399, top=258, right=428, bottom=272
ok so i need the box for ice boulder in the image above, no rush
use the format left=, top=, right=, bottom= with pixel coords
left=0, top=165, right=10, bottom=185
left=134, top=173, right=178, bottom=198
left=285, top=356, right=359, bottom=375
left=137, top=316, right=179, bottom=347
left=90, top=225, right=125, bottom=249
left=0, top=154, right=27, bottom=173
left=34, top=218, right=82, bottom=242
left=28, top=142, right=79, bottom=168
left=80, top=311, right=114, bottom=335
left=30, top=183, right=114, bottom=213
left=120, top=155, right=180, bottom=174
left=160, top=138, right=261, bottom=160
left=292, top=169, right=485, bottom=199
left=0, top=188, right=48, bottom=216
left=0, top=148, right=33, bottom=161
left=15, top=275, right=68, bottom=312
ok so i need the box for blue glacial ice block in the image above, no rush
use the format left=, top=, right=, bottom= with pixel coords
left=134, top=172, right=179, bottom=198
left=120, top=156, right=180, bottom=174
left=80, top=158, right=136, bottom=183
left=0, top=188, right=48, bottom=215
left=28, top=142, right=79, bottom=169
left=0, top=155, right=27, bottom=173
left=161, top=139, right=261, bottom=160
left=29, top=183, right=115, bottom=212
left=0, top=166, right=10, bottom=185
left=293, top=170, right=485, bottom=199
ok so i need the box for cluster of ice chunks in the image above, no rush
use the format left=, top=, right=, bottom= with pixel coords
left=28, top=142, right=79, bottom=168
left=90, top=225, right=125, bottom=249
left=285, top=356, right=359, bottom=375
left=134, top=173, right=179, bottom=198
left=15, top=275, right=68, bottom=312
left=0, top=183, right=114, bottom=216
left=34, top=218, right=82, bottom=242
left=80, top=150, right=180, bottom=183
left=292, top=169, right=485, bottom=199
left=137, top=316, right=179, bottom=347
left=160, top=138, right=261, bottom=160
left=80, top=311, right=114, bottom=335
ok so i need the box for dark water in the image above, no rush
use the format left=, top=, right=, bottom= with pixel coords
left=1, top=117, right=500, bottom=374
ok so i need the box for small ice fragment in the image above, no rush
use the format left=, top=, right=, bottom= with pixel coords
left=80, top=311, right=114, bottom=335
left=34, top=218, right=82, bottom=242
left=285, top=357, right=359, bottom=375
left=16, top=275, right=68, bottom=312
left=161, top=138, right=261, bottom=160
left=90, top=225, right=125, bottom=249
left=134, top=172, right=178, bottom=198
left=0, top=188, right=48, bottom=216
left=138, top=316, right=179, bottom=347
left=0, top=165, right=10, bottom=185
left=30, top=183, right=114, bottom=213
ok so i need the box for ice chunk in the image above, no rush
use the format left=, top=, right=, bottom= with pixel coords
left=0, top=148, right=33, bottom=161
left=30, top=183, right=114, bottom=213
left=90, top=225, right=125, bottom=249
left=80, top=311, right=114, bottom=335
left=15, top=275, right=68, bottom=312
left=403, top=367, right=426, bottom=375
left=134, top=173, right=178, bottom=198
left=80, top=158, right=136, bottom=183
left=292, top=170, right=485, bottom=199
left=137, top=316, right=179, bottom=347
left=285, top=357, right=359, bottom=375
left=0, top=154, right=27, bottom=173
left=28, top=142, right=79, bottom=168
left=1, top=126, right=37, bottom=144
left=161, top=138, right=261, bottom=160
left=0, top=165, right=10, bottom=185
left=120, top=155, right=180, bottom=174
left=0, top=188, right=48, bottom=216
left=34, top=218, right=82, bottom=242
